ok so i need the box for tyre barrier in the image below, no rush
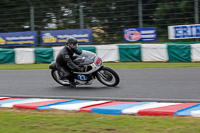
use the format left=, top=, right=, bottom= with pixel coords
left=1, top=97, right=200, bottom=117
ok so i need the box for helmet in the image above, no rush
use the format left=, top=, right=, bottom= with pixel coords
left=66, top=37, right=78, bottom=50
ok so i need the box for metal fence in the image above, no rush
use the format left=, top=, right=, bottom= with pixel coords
left=0, top=0, right=199, bottom=45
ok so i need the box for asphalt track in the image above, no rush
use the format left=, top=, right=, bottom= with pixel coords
left=0, top=68, right=200, bottom=102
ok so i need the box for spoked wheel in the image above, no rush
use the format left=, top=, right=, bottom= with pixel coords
left=51, top=70, right=70, bottom=86
left=96, top=66, right=120, bottom=87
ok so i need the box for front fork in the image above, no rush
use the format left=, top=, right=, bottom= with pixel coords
left=94, top=66, right=109, bottom=80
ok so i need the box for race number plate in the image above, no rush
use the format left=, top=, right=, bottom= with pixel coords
left=77, top=74, right=88, bottom=81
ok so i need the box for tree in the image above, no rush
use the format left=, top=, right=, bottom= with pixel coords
left=82, top=0, right=139, bottom=43
left=154, top=0, right=194, bottom=41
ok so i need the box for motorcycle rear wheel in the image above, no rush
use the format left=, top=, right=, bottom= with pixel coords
left=96, top=67, right=120, bottom=87
left=51, top=70, right=70, bottom=86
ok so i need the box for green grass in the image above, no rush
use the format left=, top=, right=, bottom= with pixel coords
left=0, top=64, right=49, bottom=70
left=0, top=109, right=200, bottom=133
left=1, top=62, right=200, bottom=70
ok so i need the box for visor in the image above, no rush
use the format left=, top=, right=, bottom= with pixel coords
left=69, top=43, right=78, bottom=48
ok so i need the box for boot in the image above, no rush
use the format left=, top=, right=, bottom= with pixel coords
left=69, top=80, right=76, bottom=88
left=68, top=78, right=76, bottom=88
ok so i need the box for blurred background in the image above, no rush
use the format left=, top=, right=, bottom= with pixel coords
left=0, top=0, right=199, bottom=44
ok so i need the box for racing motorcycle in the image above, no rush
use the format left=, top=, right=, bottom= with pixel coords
left=49, top=50, right=120, bottom=87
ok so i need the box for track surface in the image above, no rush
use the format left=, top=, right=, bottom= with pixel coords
left=0, top=68, right=200, bottom=102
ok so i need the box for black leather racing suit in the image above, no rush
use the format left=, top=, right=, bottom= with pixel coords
left=56, top=46, right=82, bottom=81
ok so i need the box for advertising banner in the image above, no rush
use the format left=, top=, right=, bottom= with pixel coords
left=41, top=29, right=92, bottom=45
left=168, top=24, right=200, bottom=39
left=123, top=27, right=157, bottom=42
left=0, top=31, right=37, bottom=47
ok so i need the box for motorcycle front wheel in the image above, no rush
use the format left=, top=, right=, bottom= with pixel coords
left=51, top=70, right=70, bottom=86
left=96, top=66, right=120, bottom=87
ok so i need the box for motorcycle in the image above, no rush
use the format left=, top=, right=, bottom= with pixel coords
left=49, top=50, right=120, bottom=87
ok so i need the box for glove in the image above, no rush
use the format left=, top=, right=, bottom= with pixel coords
left=79, top=67, right=86, bottom=72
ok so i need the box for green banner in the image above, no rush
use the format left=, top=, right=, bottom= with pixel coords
left=35, top=48, right=54, bottom=64
left=168, top=44, right=191, bottom=62
left=118, top=45, right=141, bottom=62
left=78, top=46, right=96, bottom=53
left=0, top=49, right=15, bottom=64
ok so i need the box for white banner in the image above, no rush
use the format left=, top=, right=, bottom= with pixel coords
left=141, top=44, right=168, bottom=62
left=15, top=48, right=35, bottom=64
left=191, top=44, right=200, bottom=62
left=96, top=45, right=119, bottom=62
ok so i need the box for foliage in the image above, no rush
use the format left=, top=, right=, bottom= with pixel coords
left=155, top=0, right=194, bottom=26
left=0, top=0, right=198, bottom=44
left=154, top=0, right=194, bottom=41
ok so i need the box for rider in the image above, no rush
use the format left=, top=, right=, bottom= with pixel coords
left=55, top=36, right=85, bottom=87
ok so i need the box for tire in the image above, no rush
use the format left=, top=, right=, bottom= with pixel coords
left=51, top=70, right=70, bottom=86
left=96, top=66, right=120, bottom=87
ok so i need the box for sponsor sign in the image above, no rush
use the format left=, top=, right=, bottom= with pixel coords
left=123, top=27, right=157, bottom=42
left=41, top=29, right=92, bottom=45
left=0, top=31, right=37, bottom=47
left=168, top=24, right=200, bottom=39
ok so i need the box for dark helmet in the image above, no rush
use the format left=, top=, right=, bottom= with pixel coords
left=66, top=37, right=78, bottom=50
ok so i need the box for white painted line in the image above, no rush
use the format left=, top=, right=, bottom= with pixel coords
left=191, top=110, right=200, bottom=117
left=51, top=101, right=108, bottom=111
left=1, top=99, right=56, bottom=107
left=0, top=97, right=9, bottom=99
left=122, top=102, right=180, bottom=114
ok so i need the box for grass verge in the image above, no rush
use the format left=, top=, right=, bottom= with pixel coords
left=0, top=108, right=200, bottom=133
left=1, top=62, right=200, bottom=70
